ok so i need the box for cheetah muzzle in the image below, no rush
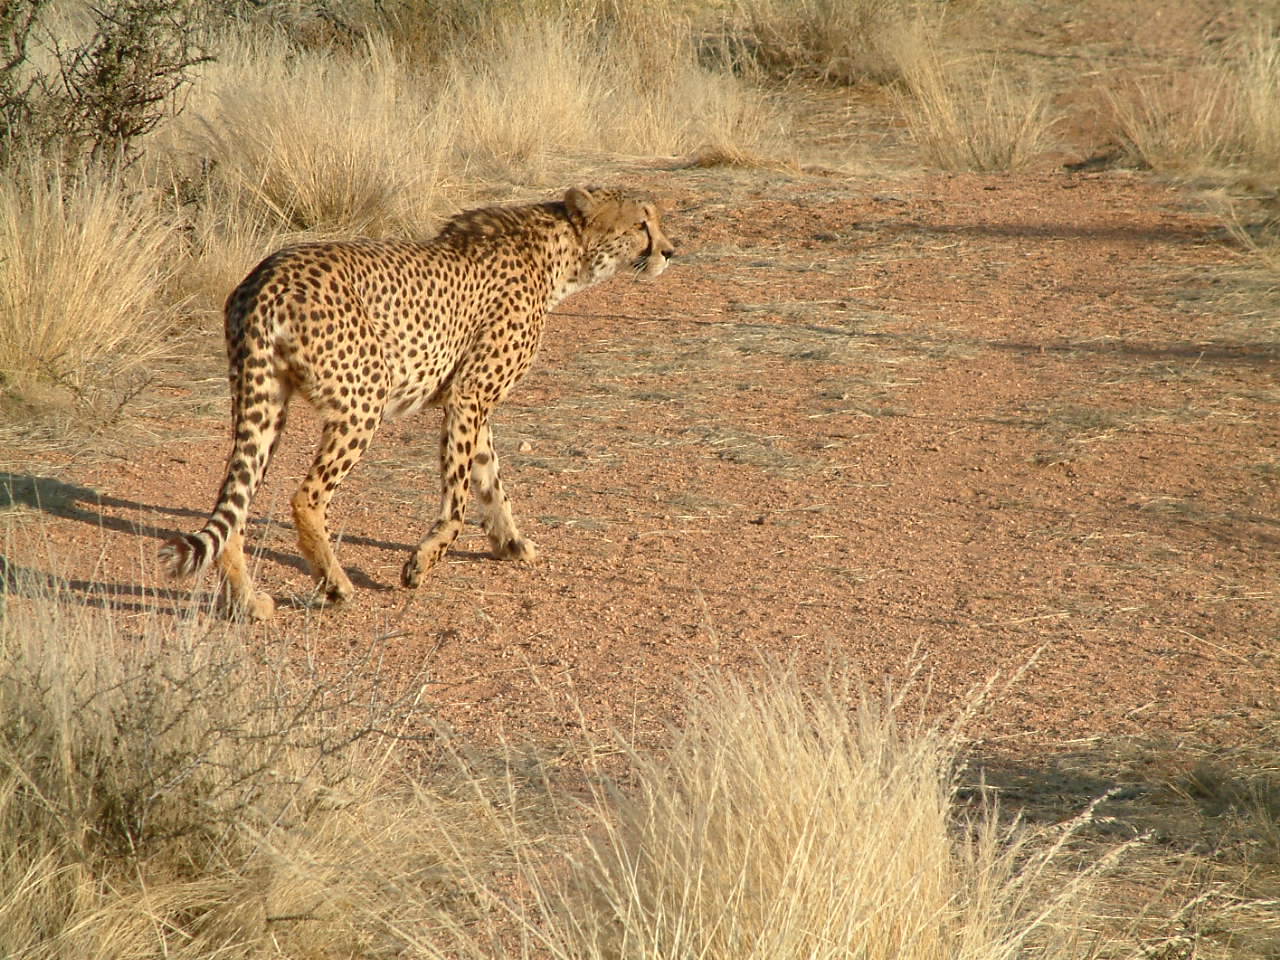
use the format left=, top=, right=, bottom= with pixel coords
left=159, top=186, right=675, bottom=620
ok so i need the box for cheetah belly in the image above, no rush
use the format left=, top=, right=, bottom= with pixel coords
left=379, top=338, right=462, bottom=422
left=382, top=391, right=432, bottom=422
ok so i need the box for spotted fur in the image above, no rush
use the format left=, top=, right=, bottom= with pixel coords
left=160, top=186, right=674, bottom=620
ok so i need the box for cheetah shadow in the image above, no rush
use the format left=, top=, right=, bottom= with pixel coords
left=0, top=552, right=212, bottom=617
left=0, top=472, right=496, bottom=606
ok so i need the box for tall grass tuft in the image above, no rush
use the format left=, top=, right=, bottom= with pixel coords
left=497, top=671, right=1120, bottom=960
left=893, top=33, right=1056, bottom=172
left=1108, top=26, right=1280, bottom=179
left=193, top=34, right=452, bottom=236
left=0, top=561, right=512, bottom=959
left=441, top=16, right=606, bottom=179
left=722, top=0, right=928, bottom=82
left=670, top=65, right=784, bottom=167
left=0, top=158, right=177, bottom=408
left=1106, top=23, right=1280, bottom=274
left=172, top=187, right=284, bottom=323
left=0, top=541, right=1144, bottom=959
left=436, top=11, right=784, bottom=175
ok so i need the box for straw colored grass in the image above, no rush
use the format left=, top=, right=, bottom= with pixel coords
left=1108, top=26, right=1280, bottom=180
left=173, top=184, right=289, bottom=323
left=893, top=33, right=1056, bottom=172
left=0, top=159, right=177, bottom=406
left=722, top=0, right=927, bottom=82
left=187, top=16, right=780, bottom=228
left=437, top=12, right=783, bottom=175
left=192, top=34, right=452, bottom=236
left=441, top=17, right=607, bottom=179
left=656, top=60, right=785, bottom=166
left=480, top=672, right=1125, bottom=960
left=0, top=561, right=512, bottom=959
left=7, top=541, right=1268, bottom=959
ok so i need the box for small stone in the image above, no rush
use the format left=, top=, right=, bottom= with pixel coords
left=518, top=440, right=533, bottom=452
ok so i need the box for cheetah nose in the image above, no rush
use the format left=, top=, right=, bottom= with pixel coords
left=660, top=245, right=674, bottom=260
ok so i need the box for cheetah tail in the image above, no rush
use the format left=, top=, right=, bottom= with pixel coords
left=157, top=439, right=257, bottom=580
left=159, top=372, right=285, bottom=581
left=159, top=414, right=279, bottom=581
left=159, top=531, right=218, bottom=578
left=159, top=441, right=269, bottom=581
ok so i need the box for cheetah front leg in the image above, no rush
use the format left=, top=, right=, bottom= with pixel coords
left=401, top=397, right=483, bottom=588
left=472, top=419, right=537, bottom=562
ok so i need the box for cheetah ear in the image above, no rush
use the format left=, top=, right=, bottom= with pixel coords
left=564, top=186, right=598, bottom=222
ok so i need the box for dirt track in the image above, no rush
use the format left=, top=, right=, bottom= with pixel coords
left=3, top=161, right=1275, bottom=759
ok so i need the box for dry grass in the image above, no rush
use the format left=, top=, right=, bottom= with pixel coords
left=6, top=531, right=1278, bottom=958
left=722, top=0, right=932, bottom=82
left=0, top=158, right=177, bottom=410
left=664, top=64, right=786, bottom=167
left=1108, top=26, right=1280, bottom=181
left=466, top=671, right=1129, bottom=960
left=436, top=11, right=783, bottom=177
left=440, top=16, right=607, bottom=180
left=892, top=32, right=1057, bottom=172
left=170, top=8, right=780, bottom=277
left=172, top=180, right=291, bottom=323
left=0, top=560, right=522, bottom=959
left=190, top=34, right=453, bottom=237
left=980, top=734, right=1280, bottom=959
left=1218, top=204, right=1280, bottom=309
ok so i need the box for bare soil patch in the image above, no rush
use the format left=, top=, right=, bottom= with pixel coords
left=4, top=162, right=1273, bottom=760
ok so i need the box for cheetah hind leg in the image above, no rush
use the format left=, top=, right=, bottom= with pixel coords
left=292, top=412, right=379, bottom=604
left=216, top=529, right=277, bottom=622
left=472, top=420, right=537, bottom=562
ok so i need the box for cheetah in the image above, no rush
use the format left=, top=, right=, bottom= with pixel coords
left=160, top=186, right=674, bottom=620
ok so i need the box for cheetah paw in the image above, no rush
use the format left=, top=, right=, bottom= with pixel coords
left=491, top=536, right=539, bottom=562
left=401, top=555, right=427, bottom=589
left=246, top=593, right=277, bottom=622
left=220, top=591, right=275, bottom=622
left=322, top=577, right=354, bottom=604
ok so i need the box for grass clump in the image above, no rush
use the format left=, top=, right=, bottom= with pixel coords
left=497, top=671, right=1122, bottom=960
left=192, top=34, right=451, bottom=236
left=441, top=16, right=607, bottom=179
left=721, top=0, right=928, bottom=82
left=0, top=570, right=514, bottom=959
left=893, top=32, right=1056, bottom=172
left=1103, top=21, right=1280, bottom=278
left=0, top=159, right=176, bottom=413
left=7, top=551, right=1263, bottom=960
left=1109, top=26, right=1280, bottom=181
left=436, top=12, right=783, bottom=174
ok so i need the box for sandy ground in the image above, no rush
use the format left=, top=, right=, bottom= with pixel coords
left=3, top=159, right=1275, bottom=764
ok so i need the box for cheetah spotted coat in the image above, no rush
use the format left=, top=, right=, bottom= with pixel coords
left=160, top=186, right=674, bottom=620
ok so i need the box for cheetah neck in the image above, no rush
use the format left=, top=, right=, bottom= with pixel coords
left=545, top=218, right=605, bottom=312
left=547, top=275, right=590, bottom=311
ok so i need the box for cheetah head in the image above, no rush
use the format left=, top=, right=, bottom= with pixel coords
left=565, top=186, right=675, bottom=286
